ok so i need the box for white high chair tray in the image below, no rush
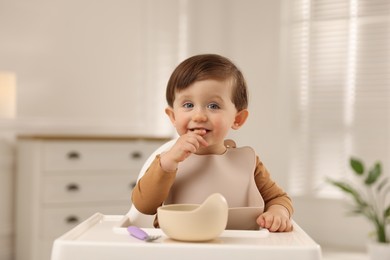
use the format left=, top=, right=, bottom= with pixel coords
left=51, top=213, right=321, bottom=260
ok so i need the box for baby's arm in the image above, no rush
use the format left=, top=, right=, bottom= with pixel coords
left=160, top=130, right=208, bottom=172
left=254, top=156, right=294, bottom=232
left=132, top=132, right=208, bottom=215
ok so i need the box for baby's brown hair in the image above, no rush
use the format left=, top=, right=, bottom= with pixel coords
left=166, top=54, right=248, bottom=111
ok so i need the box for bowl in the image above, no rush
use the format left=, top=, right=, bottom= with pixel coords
left=157, top=193, right=228, bottom=242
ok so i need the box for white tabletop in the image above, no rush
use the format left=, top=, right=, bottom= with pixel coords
left=51, top=213, right=321, bottom=260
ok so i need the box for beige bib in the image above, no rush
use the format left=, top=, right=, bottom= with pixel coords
left=165, top=143, right=264, bottom=211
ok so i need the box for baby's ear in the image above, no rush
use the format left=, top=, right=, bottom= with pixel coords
left=165, top=107, right=176, bottom=125
left=232, top=109, right=249, bottom=130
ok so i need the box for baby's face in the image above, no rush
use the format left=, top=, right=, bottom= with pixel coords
left=169, top=79, right=239, bottom=153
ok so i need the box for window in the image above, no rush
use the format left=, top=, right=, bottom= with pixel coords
left=286, top=0, right=390, bottom=196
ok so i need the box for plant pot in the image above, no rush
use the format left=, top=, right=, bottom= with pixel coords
left=367, top=241, right=390, bottom=260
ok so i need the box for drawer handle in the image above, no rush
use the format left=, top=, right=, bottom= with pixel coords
left=67, top=151, right=81, bottom=160
left=131, top=151, right=142, bottom=159
left=65, top=215, right=79, bottom=224
left=66, top=183, right=80, bottom=192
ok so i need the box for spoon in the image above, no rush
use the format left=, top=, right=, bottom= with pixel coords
left=127, top=226, right=161, bottom=242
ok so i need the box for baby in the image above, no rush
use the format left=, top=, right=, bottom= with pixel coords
left=132, top=54, right=293, bottom=232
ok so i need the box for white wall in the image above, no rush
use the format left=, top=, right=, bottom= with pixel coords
left=293, top=196, right=371, bottom=251
left=0, top=0, right=181, bottom=136
left=0, top=0, right=289, bottom=183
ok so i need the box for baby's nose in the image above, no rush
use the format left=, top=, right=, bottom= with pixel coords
left=192, top=110, right=207, bottom=122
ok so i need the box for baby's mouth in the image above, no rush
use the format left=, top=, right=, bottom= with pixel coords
left=188, top=128, right=210, bottom=134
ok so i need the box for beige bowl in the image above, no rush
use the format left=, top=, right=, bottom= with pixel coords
left=157, top=193, right=228, bottom=242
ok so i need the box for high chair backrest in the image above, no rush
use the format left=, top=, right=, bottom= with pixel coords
left=125, top=138, right=177, bottom=228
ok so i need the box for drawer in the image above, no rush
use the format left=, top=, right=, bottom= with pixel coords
left=42, top=140, right=163, bottom=171
left=42, top=173, right=137, bottom=204
left=41, top=204, right=129, bottom=239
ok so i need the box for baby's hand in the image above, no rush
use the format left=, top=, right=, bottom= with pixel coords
left=256, top=205, right=293, bottom=232
left=160, top=130, right=208, bottom=172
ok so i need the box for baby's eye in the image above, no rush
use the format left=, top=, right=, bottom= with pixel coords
left=183, top=102, right=194, bottom=109
left=207, top=103, right=220, bottom=110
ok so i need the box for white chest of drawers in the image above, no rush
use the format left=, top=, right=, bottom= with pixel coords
left=15, top=136, right=167, bottom=260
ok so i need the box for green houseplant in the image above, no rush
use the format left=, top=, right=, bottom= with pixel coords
left=327, top=157, right=390, bottom=244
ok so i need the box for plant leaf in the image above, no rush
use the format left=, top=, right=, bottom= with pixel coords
left=377, top=177, right=389, bottom=192
left=365, top=162, right=382, bottom=185
left=350, top=158, right=364, bottom=175
left=384, top=205, right=390, bottom=219
left=327, top=179, right=367, bottom=206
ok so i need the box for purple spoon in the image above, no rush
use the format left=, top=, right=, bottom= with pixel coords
left=127, top=226, right=161, bottom=242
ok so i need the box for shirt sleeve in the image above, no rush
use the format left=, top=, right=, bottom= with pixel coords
left=254, top=156, right=294, bottom=217
left=131, top=155, right=177, bottom=215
